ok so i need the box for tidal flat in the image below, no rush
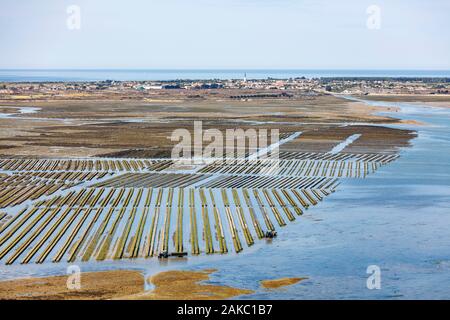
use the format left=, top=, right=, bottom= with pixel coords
left=0, top=91, right=448, bottom=299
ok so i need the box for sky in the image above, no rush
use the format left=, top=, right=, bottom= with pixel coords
left=0, top=0, right=449, bottom=69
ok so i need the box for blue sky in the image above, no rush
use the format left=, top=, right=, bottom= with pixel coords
left=1, top=0, right=449, bottom=69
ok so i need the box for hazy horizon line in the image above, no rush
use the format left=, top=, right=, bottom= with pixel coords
left=1, top=68, right=450, bottom=71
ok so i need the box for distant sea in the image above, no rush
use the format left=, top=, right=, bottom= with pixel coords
left=0, top=69, right=449, bottom=82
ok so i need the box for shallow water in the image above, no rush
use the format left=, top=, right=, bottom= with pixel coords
left=189, top=98, right=450, bottom=299
left=1, top=98, right=449, bottom=299
left=233, top=98, right=450, bottom=299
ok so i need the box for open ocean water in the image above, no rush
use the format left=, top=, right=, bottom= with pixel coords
left=0, top=69, right=450, bottom=82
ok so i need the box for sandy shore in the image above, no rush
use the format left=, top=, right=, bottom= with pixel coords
left=399, top=119, right=426, bottom=126
left=0, top=270, right=144, bottom=300
left=0, top=268, right=311, bottom=300
left=122, top=269, right=253, bottom=300
left=0, top=269, right=253, bottom=300
left=260, top=277, right=308, bottom=289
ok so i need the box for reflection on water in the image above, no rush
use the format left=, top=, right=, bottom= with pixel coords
left=198, top=98, right=450, bottom=299
left=1, top=98, right=450, bottom=299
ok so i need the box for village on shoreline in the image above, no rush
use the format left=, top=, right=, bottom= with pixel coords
left=1, top=77, right=449, bottom=101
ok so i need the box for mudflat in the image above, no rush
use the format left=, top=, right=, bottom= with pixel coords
left=260, top=277, right=308, bottom=289
left=124, top=269, right=254, bottom=300
left=0, top=269, right=254, bottom=300
left=0, top=94, right=415, bottom=158
left=0, top=270, right=144, bottom=300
